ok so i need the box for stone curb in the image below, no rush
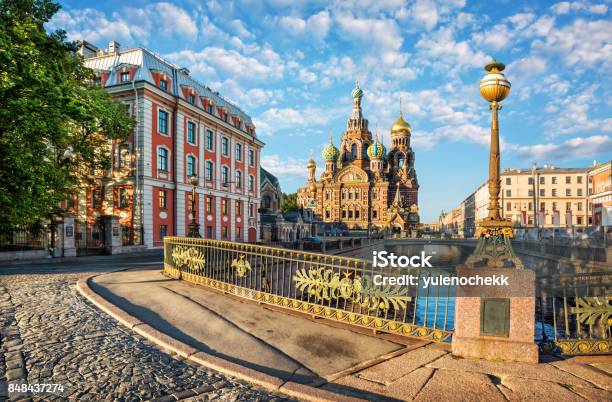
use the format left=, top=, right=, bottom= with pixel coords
left=76, top=273, right=363, bottom=402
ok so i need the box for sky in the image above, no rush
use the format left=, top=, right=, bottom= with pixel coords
left=48, top=0, right=612, bottom=222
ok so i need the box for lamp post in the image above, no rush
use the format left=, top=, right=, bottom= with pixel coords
left=465, top=60, right=523, bottom=268
left=188, top=175, right=201, bottom=238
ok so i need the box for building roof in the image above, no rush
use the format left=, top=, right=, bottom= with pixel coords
left=82, top=45, right=254, bottom=128
left=502, top=166, right=588, bottom=175
left=260, top=167, right=279, bottom=187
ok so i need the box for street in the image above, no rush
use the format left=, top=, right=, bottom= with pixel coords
left=0, top=253, right=286, bottom=401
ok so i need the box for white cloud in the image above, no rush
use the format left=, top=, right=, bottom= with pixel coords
left=335, top=13, right=403, bottom=50
left=254, top=106, right=336, bottom=135
left=229, top=19, right=254, bottom=39
left=261, top=154, right=309, bottom=180
left=166, top=47, right=285, bottom=81
left=506, top=135, right=612, bottom=160
left=415, top=27, right=489, bottom=70
left=278, top=10, right=331, bottom=40
left=551, top=1, right=609, bottom=15
left=543, top=86, right=612, bottom=136
left=48, top=2, right=198, bottom=45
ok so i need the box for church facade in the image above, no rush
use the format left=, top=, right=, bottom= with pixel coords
left=297, top=83, right=420, bottom=235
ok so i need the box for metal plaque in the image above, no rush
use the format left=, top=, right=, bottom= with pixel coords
left=480, top=298, right=510, bottom=337
left=113, top=226, right=119, bottom=237
left=65, top=225, right=73, bottom=237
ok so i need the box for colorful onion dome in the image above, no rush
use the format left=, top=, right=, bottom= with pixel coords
left=351, top=80, right=363, bottom=99
left=322, top=143, right=339, bottom=161
left=367, top=139, right=385, bottom=159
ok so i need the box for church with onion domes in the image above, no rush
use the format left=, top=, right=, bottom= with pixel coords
left=297, top=82, right=420, bottom=236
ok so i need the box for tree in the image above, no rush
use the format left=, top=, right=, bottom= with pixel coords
left=281, top=192, right=299, bottom=213
left=0, top=0, right=135, bottom=227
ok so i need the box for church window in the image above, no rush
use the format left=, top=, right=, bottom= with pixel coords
left=348, top=211, right=353, bottom=219
left=398, top=157, right=405, bottom=168
left=351, top=144, right=358, bottom=160
left=373, top=210, right=378, bottom=219
left=355, top=210, right=360, bottom=219
left=325, top=211, right=330, bottom=218
left=342, top=210, right=346, bottom=218
left=348, top=192, right=353, bottom=200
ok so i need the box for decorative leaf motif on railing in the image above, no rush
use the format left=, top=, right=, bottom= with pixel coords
left=231, top=254, right=252, bottom=277
left=571, top=297, right=612, bottom=339
left=172, top=245, right=205, bottom=271
left=293, top=267, right=411, bottom=312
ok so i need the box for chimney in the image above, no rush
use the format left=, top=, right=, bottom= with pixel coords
left=76, top=40, right=99, bottom=58
left=108, top=40, right=120, bottom=54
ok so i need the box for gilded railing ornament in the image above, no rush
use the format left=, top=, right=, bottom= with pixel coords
left=172, top=245, right=205, bottom=271
left=231, top=254, right=252, bottom=277
left=572, top=297, right=612, bottom=339
left=465, top=219, right=523, bottom=269
left=293, top=267, right=411, bottom=312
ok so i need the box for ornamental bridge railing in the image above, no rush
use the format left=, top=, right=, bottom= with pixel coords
left=163, top=237, right=455, bottom=342
left=537, top=272, right=612, bottom=355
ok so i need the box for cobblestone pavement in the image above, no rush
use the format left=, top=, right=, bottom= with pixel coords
left=0, top=261, right=289, bottom=401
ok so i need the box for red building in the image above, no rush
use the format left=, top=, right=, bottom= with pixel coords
left=73, top=40, right=263, bottom=248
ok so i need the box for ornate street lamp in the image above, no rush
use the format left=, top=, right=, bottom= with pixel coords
left=188, top=175, right=201, bottom=238
left=465, top=60, right=523, bottom=268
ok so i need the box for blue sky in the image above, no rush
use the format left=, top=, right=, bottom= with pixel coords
left=49, top=0, right=611, bottom=222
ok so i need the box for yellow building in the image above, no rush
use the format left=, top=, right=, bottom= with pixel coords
left=297, top=83, right=419, bottom=235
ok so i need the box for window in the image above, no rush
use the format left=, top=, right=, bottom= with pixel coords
left=207, top=226, right=213, bottom=239
left=325, top=192, right=330, bottom=200
left=158, top=110, right=168, bottom=135
left=373, top=210, right=378, bottom=219
left=207, top=104, right=213, bottom=114
left=206, top=129, right=214, bottom=150
left=222, top=137, right=229, bottom=156
left=528, top=177, right=534, bottom=185
left=348, top=210, right=353, bottom=219
left=505, top=178, right=511, bottom=185
left=119, top=188, right=129, bottom=208
left=552, top=202, right=557, bottom=211
left=159, top=224, right=168, bottom=240
left=159, top=190, right=168, bottom=210
left=205, top=161, right=214, bottom=181
left=355, top=210, right=360, bottom=218
left=222, top=199, right=228, bottom=215
left=351, top=144, right=358, bottom=159
left=159, top=79, right=168, bottom=91
left=249, top=203, right=254, bottom=218
left=552, top=176, right=557, bottom=184
left=577, top=202, right=583, bottom=211
left=342, top=210, right=346, bottom=218
left=120, top=72, right=130, bottom=82
left=539, top=176, right=545, bottom=185
left=236, top=143, right=242, bottom=161
left=157, top=148, right=169, bottom=172
left=528, top=202, right=533, bottom=211
left=119, top=145, right=130, bottom=168
left=540, top=202, right=545, bottom=211
left=539, top=189, right=545, bottom=197
left=236, top=227, right=241, bottom=239
left=505, top=190, right=511, bottom=197
left=206, top=197, right=213, bottom=212
left=506, top=202, right=511, bottom=211
left=222, top=226, right=228, bottom=239
left=235, top=170, right=242, bottom=188
left=187, top=121, right=196, bottom=144
left=236, top=200, right=242, bottom=216
left=91, top=189, right=102, bottom=209
left=577, top=176, right=582, bottom=184
left=577, top=216, right=583, bottom=225
left=188, top=94, right=195, bottom=104
left=248, top=175, right=254, bottom=192
left=552, top=189, right=557, bottom=197
left=325, top=210, right=330, bottom=219
left=223, top=113, right=229, bottom=122
left=577, top=188, right=583, bottom=196
left=528, top=189, right=534, bottom=197
left=566, top=202, right=571, bottom=212
left=566, top=176, right=571, bottom=184
left=248, top=150, right=254, bottom=166
left=566, top=189, right=571, bottom=196
left=222, top=166, right=229, bottom=185
left=186, top=155, right=196, bottom=177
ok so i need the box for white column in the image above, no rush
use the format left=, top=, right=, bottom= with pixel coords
left=176, top=112, right=185, bottom=184
left=215, top=130, right=221, bottom=191
left=143, top=98, right=153, bottom=177
left=176, top=190, right=186, bottom=236
left=143, top=184, right=154, bottom=247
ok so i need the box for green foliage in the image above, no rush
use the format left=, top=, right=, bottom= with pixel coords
left=281, top=192, right=298, bottom=213
left=0, top=0, right=135, bottom=226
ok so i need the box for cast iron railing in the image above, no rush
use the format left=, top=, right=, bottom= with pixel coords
left=537, top=272, right=612, bottom=354
left=163, top=236, right=454, bottom=342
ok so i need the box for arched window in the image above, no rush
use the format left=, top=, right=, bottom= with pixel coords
left=222, top=166, right=229, bottom=185
left=398, top=156, right=405, bottom=168
left=264, top=195, right=271, bottom=209
left=186, top=155, right=196, bottom=177
left=363, top=143, right=368, bottom=159
left=351, top=144, right=358, bottom=160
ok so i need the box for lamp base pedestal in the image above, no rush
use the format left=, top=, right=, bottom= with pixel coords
left=187, top=222, right=201, bottom=238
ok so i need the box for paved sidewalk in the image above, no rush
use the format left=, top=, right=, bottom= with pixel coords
left=91, top=268, right=612, bottom=401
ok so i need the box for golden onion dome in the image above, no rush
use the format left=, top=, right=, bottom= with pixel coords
left=367, top=139, right=385, bottom=159
left=307, top=158, right=316, bottom=169
left=309, top=183, right=316, bottom=192
left=391, top=112, right=411, bottom=134
left=479, top=60, right=511, bottom=103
